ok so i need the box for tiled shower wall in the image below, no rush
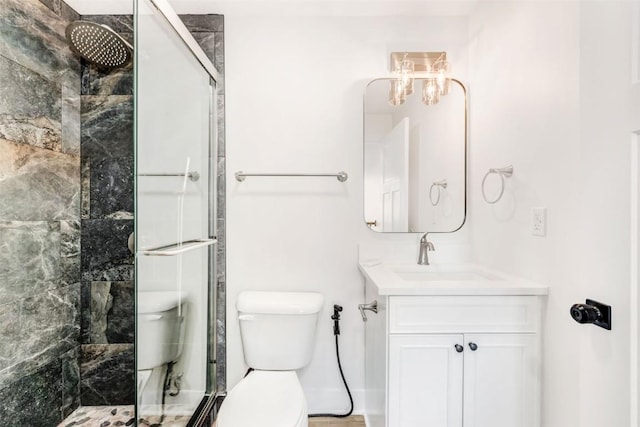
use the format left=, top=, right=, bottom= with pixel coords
left=0, top=0, right=82, bottom=424
left=76, top=13, right=227, bottom=406
left=78, top=14, right=136, bottom=406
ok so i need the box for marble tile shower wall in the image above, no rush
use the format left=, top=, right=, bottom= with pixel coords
left=77, top=14, right=135, bottom=407
left=0, top=2, right=226, bottom=421
left=75, top=13, right=227, bottom=405
left=0, top=0, right=82, bottom=425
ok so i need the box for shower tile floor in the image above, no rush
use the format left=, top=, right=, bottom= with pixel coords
left=59, top=406, right=190, bottom=427
left=58, top=406, right=135, bottom=427
left=139, top=414, right=190, bottom=427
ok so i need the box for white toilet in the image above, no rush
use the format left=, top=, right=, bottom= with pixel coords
left=137, top=291, right=188, bottom=400
left=216, top=291, right=324, bottom=427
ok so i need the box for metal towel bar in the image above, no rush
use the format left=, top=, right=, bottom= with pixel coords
left=235, top=171, right=348, bottom=182
left=138, top=172, right=200, bottom=182
left=140, top=238, right=216, bottom=256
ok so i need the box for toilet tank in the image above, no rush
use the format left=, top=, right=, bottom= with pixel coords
left=237, top=291, right=324, bottom=370
left=137, top=291, right=188, bottom=370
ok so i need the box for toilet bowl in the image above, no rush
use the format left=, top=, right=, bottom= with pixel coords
left=216, top=291, right=324, bottom=427
left=216, top=371, right=307, bottom=427
left=137, top=369, right=153, bottom=397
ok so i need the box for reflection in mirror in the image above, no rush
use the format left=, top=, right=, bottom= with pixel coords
left=364, top=77, right=467, bottom=233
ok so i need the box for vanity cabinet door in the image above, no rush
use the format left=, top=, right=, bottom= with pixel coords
left=388, top=335, right=464, bottom=427
left=462, top=334, right=539, bottom=427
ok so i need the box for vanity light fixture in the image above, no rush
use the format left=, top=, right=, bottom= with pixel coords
left=389, top=51, right=451, bottom=106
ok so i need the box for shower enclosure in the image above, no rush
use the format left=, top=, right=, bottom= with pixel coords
left=0, top=0, right=223, bottom=424
left=135, top=0, right=221, bottom=424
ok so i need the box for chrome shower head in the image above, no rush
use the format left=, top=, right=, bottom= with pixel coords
left=65, top=21, right=133, bottom=68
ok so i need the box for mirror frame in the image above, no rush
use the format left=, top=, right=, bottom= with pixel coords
left=362, top=77, right=468, bottom=234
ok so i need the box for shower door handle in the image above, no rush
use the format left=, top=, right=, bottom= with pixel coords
left=140, top=238, right=217, bottom=256
left=358, top=301, right=378, bottom=322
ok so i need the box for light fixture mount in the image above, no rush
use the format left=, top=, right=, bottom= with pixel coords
left=390, top=51, right=447, bottom=73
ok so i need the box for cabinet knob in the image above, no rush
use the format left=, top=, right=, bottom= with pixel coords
left=469, top=342, right=478, bottom=351
left=454, top=344, right=463, bottom=353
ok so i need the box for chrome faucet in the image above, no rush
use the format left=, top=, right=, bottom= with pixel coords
left=418, top=233, right=435, bottom=265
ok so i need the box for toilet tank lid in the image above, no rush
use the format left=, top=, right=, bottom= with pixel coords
left=237, top=291, right=324, bottom=315
left=138, top=291, right=187, bottom=313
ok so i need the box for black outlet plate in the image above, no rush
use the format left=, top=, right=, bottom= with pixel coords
left=586, top=299, right=612, bottom=330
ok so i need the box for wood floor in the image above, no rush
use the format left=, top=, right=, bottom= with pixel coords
left=212, top=415, right=365, bottom=427
left=308, top=415, right=366, bottom=427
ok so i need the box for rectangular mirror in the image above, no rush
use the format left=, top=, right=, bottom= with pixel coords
left=364, top=77, right=467, bottom=233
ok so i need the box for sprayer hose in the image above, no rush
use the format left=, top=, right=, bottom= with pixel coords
left=308, top=335, right=354, bottom=418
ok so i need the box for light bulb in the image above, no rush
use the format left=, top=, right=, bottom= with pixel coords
left=434, top=60, right=450, bottom=96
left=400, top=59, right=414, bottom=96
left=388, top=79, right=406, bottom=106
left=422, top=78, right=440, bottom=106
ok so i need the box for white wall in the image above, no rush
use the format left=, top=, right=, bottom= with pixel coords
left=225, top=14, right=470, bottom=412
left=226, top=1, right=640, bottom=422
left=468, top=1, right=639, bottom=425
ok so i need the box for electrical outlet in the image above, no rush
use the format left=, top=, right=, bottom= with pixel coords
left=531, top=207, right=546, bottom=236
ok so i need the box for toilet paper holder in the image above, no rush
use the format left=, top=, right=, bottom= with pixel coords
left=570, top=299, right=611, bottom=330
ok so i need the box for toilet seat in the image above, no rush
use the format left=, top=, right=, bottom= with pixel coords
left=216, top=370, right=307, bottom=427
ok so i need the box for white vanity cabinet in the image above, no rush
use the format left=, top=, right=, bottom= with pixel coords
left=388, top=334, right=464, bottom=426
left=363, top=276, right=544, bottom=427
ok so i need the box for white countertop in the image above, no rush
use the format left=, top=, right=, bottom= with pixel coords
left=359, top=261, right=549, bottom=296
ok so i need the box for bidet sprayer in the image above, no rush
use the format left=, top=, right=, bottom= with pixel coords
left=332, top=305, right=343, bottom=335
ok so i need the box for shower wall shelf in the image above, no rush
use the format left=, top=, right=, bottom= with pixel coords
left=140, top=238, right=217, bottom=256
left=235, top=171, right=348, bottom=182
left=138, top=172, right=200, bottom=182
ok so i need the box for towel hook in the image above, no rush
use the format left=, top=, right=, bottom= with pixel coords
left=481, top=165, right=513, bottom=204
left=429, top=179, right=448, bottom=206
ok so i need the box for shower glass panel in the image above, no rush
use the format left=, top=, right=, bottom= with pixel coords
left=135, top=0, right=216, bottom=423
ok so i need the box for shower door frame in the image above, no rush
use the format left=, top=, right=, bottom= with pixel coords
left=134, top=0, right=223, bottom=425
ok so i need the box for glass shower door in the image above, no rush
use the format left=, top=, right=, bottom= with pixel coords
left=135, top=0, right=216, bottom=423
